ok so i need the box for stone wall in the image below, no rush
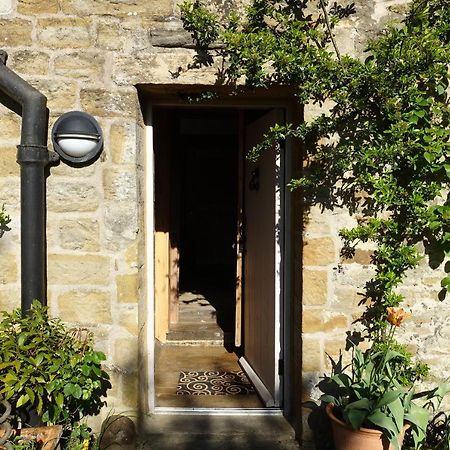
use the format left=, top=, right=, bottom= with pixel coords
left=0, top=0, right=448, bottom=445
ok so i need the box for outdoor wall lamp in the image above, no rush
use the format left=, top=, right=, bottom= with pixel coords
left=52, top=111, right=103, bottom=165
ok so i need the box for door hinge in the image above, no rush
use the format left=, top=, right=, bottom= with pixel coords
left=278, top=359, right=284, bottom=376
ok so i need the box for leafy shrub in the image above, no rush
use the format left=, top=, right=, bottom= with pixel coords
left=0, top=205, right=10, bottom=239
left=0, top=302, right=111, bottom=426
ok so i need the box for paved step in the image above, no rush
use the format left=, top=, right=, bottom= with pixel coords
left=178, top=303, right=218, bottom=323
left=178, top=291, right=218, bottom=324
left=138, top=434, right=300, bottom=449
left=166, top=322, right=224, bottom=344
left=138, top=414, right=300, bottom=450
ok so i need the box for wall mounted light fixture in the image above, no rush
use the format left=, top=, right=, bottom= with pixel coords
left=52, top=111, right=103, bottom=165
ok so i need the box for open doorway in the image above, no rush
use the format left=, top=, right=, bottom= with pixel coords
left=152, top=106, right=284, bottom=409
left=176, top=110, right=238, bottom=343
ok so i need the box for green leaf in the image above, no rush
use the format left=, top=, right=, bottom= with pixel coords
left=34, top=353, right=44, bottom=366
left=64, top=382, right=75, bottom=397
left=72, top=384, right=82, bottom=399
left=405, top=403, right=429, bottom=447
left=345, top=408, right=369, bottom=430
left=17, top=332, right=27, bottom=347
left=320, top=394, right=337, bottom=404
left=441, top=276, right=450, bottom=291
left=367, top=411, right=400, bottom=449
left=56, top=392, right=64, bottom=409
left=25, top=387, right=35, bottom=405
left=16, top=393, right=29, bottom=408
left=387, top=397, right=404, bottom=434
left=444, top=165, right=450, bottom=179
left=346, top=398, right=371, bottom=410
left=376, top=390, right=402, bottom=408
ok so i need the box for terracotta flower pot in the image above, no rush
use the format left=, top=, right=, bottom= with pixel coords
left=326, top=403, right=408, bottom=450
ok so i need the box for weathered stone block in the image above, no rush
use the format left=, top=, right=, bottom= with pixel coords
left=125, top=240, right=139, bottom=269
left=0, top=146, right=19, bottom=176
left=0, top=253, right=17, bottom=284
left=116, top=273, right=139, bottom=304
left=302, top=310, right=348, bottom=333
left=120, top=373, right=139, bottom=409
left=118, top=306, right=138, bottom=335
left=303, top=269, right=328, bottom=305
left=150, top=27, right=194, bottom=48
left=10, top=50, right=49, bottom=76
left=54, top=51, right=106, bottom=81
left=47, top=181, right=99, bottom=212
left=103, top=167, right=137, bottom=201
left=303, top=205, right=332, bottom=236
left=58, top=289, right=112, bottom=324
left=0, top=113, right=20, bottom=140
left=0, top=287, right=19, bottom=311
left=80, top=88, right=137, bottom=118
left=96, top=21, right=123, bottom=50
left=61, top=0, right=172, bottom=17
left=342, top=249, right=373, bottom=265
left=114, top=337, right=138, bottom=372
left=28, top=79, right=78, bottom=112
left=48, top=254, right=110, bottom=285
left=18, top=0, right=59, bottom=14
left=303, top=237, right=336, bottom=266
left=104, top=202, right=139, bottom=251
left=112, top=50, right=217, bottom=86
left=0, top=180, right=19, bottom=211
left=110, top=123, right=137, bottom=164
left=324, top=338, right=351, bottom=370
left=333, top=265, right=375, bottom=289
left=0, top=0, right=12, bottom=15
left=0, top=19, right=32, bottom=46
left=333, top=286, right=364, bottom=309
left=37, top=18, right=91, bottom=48
left=302, top=337, right=322, bottom=372
left=49, top=160, right=96, bottom=177
left=59, top=219, right=100, bottom=252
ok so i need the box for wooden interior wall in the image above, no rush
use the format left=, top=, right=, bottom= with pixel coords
left=154, top=109, right=170, bottom=342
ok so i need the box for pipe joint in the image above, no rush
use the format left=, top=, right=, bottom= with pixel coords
left=17, top=144, right=50, bottom=166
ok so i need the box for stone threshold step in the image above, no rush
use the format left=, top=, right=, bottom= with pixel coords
left=137, top=435, right=301, bottom=449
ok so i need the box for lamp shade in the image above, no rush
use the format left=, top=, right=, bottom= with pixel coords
left=52, top=111, right=103, bottom=164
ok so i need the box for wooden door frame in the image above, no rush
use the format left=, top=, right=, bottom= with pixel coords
left=140, top=85, right=297, bottom=417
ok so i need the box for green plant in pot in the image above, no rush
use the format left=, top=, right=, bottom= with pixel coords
left=0, top=301, right=111, bottom=429
left=320, top=308, right=450, bottom=450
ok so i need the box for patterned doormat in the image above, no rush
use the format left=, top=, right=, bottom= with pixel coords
left=176, top=370, right=255, bottom=395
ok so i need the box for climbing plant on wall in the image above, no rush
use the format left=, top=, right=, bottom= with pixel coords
left=180, top=0, right=450, bottom=345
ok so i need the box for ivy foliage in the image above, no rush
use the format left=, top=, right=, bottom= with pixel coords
left=0, top=302, right=111, bottom=427
left=180, top=0, right=450, bottom=341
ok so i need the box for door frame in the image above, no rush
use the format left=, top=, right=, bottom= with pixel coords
left=140, top=85, right=296, bottom=417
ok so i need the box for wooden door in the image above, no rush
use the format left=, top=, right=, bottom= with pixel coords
left=239, top=109, right=284, bottom=407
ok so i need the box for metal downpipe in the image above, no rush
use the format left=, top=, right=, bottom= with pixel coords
left=0, top=51, right=50, bottom=312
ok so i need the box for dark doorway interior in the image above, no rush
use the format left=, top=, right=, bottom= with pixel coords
left=170, top=109, right=239, bottom=339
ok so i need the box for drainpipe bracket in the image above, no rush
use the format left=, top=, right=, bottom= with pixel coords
left=48, top=151, right=60, bottom=165
left=17, top=144, right=50, bottom=166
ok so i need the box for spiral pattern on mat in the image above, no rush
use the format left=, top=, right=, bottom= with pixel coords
left=176, top=370, right=255, bottom=395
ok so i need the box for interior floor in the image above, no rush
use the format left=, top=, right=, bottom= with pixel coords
left=155, top=341, right=263, bottom=408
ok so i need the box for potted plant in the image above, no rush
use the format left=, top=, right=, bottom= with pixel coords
left=319, top=308, right=450, bottom=450
left=0, top=301, right=111, bottom=448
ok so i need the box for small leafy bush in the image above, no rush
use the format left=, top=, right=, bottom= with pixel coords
left=0, top=205, right=10, bottom=239
left=0, top=301, right=111, bottom=426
